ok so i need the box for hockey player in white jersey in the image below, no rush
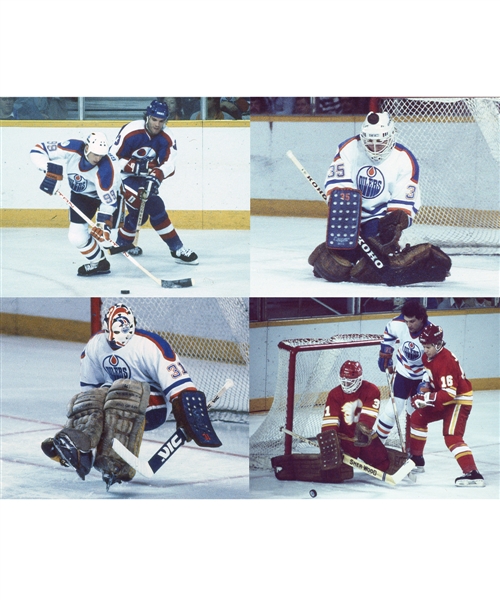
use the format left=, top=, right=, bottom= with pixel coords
left=30, top=132, right=122, bottom=276
left=308, top=111, right=451, bottom=285
left=376, top=299, right=433, bottom=454
left=110, top=99, right=198, bottom=264
left=41, top=303, right=220, bottom=489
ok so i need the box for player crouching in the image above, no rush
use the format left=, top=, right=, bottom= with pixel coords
left=41, top=303, right=220, bottom=490
left=308, top=111, right=452, bottom=286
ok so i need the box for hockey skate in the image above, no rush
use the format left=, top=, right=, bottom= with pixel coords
left=409, top=454, right=425, bottom=473
left=171, top=247, right=199, bottom=265
left=77, top=258, right=111, bottom=276
left=455, top=470, right=485, bottom=487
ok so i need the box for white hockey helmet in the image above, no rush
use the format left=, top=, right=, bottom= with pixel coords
left=104, top=304, right=136, bottom=348
left=339, top=360, right=363, bottom=394
left=360, top=112, right=396, bottom=162
left=85, top=132, right=109, bottom=156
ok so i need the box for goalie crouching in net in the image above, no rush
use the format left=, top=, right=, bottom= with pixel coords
left=309, top=111, right=451, bottom=286
left=41, top=303, right=220, bottom=490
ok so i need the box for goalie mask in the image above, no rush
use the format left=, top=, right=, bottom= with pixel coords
left=104, top=304, right=136, bottom=349
left=360, top=112, right=396, bottom=162
left=419, top=324, right=445, bottom=351
left=339, top=360, right=363, bottom=394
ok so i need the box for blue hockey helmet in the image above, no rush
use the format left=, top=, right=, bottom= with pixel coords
left=145, top=100, right=169, bottom=121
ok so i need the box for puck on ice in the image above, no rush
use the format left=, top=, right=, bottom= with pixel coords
left=121, top=290, right=130, bottom=294
left=309, top=489, right=317, bottom=498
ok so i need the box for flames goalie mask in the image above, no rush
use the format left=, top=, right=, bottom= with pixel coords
left=339, top=360, right=363, bottom=394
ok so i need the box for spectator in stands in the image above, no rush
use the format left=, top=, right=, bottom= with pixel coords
left=437, top=298, right=467, bottom=310
left=0, top=97, right=18, bottom=119
left=163, top=97, right=184, bottom=120
left=316, top=97, right=343, bottom=114
left=190, top=97, right=235, bottom=120
left=221, top=97, right=250, bottom=119
left=264, top=97, right=295, bottom=115
left=293, top=97, right=312, bottom=115
left=250, top=97, right=270, bottom=114
left=14, top=97, right=68, bottom=119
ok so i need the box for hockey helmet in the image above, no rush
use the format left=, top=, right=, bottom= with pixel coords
left=145, top=100, right=169, bottom=121
left=419, top=324, right=445, bottom=350
left=360, top=112, right=396, bottom=162
left=104, top=304, right=136, bottom=348
left=85, top=132, right=109, bottom=156
left=339, top=360, right=363, bottom=394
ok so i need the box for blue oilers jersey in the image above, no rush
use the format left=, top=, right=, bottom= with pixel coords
left=325, top=136, right=421, bottom=225
left=110, top=120, right=178, bottom=180
left=30, top=139, right=121, bottom=216
left=80, top=329, right=196, bottom=414
left=382, top=315, right=432, bottom=380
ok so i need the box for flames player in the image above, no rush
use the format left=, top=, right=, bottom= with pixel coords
left=110, top=99, right=198, bottom=264
left=409, top=324, right=484, bottom=486
left=30, top=132, right=121, bottom=276
left=41, top=303, right=218, bottom=489
left=376, top=299, right=432, bottom=446
left=321, top=360, right=390, bottom=472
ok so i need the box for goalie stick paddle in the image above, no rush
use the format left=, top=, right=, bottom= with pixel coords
left=285, top=150, right=386, bottom=270
left=112, top=379, right=234, bottom=478
left=280, top=426, right=415, bottom=486
left=56, top=190, right=193, bottom=289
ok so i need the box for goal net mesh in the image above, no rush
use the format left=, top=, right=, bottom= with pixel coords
left=96, top=297, right=249, bottom=423
left=379, top=97, right=500, bottom=254
left=250, top=334, right=405, bottom=470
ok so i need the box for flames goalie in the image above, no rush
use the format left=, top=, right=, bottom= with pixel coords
left=308, top=111, right=452, bottom=286
left=41, top=303, right=221, bottom=489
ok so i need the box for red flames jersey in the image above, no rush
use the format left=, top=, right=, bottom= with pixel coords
left=322, top=380, right=381, bottom=443
left=422, top=347, right=473, bottom=406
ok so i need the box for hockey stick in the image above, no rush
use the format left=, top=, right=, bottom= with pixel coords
left=386, top=369, right=406, bottom=453
left=134, top=180, right=152, bottom=246
left=112, top=379, right=234, bottom=478
left=285, top=150, right=385, bottom=270
left=280, top=426, right=415, bottom=486
left=56, top=190, right=193, bottom=288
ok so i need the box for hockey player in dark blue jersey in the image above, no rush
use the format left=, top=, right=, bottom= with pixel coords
left=111, top=100, right=198, bottom=264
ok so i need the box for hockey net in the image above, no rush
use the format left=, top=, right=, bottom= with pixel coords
left=250, top=334, right=405, bottom=470
left=376, top=97, right=500, bottom=254
left=92, top=297, right=249, bottom=423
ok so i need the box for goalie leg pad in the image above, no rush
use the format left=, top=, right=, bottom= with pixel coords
left=384, top=243, right=451, bottom=285
left=65, top=388, right=107, bottom=447
left=316, top=429, right=343, bottom=470
left=308, top=242, right=353, bottom=282
left=271, top=454, right=353, bottom=483
left=94, top=379, right=150, bottom=485
left=172, top=391, right=222, bottom=447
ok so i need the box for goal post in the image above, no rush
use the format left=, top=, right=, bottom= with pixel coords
left=250, top=334, right=405, bottom=470
left=371, top=97, right=500, bottom=254
left=91, top=297, right=249, bottom=423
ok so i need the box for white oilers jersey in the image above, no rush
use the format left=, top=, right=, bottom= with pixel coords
left=80, top=330, right=196, bottom=406
left=325, top=136, right=421, bottom=224
left=30, top=139, right=121, bottom=216
left=382, top=315, right=431, bottom=380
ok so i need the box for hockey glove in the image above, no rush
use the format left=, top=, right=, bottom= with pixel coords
left=148, top=168, right=164, bottom=195
left=378, top=344, right=394, bottom=373
left=123, top=156, right=153, bottom=177
left=40, top=162, right=63, bottom=195
left=91, top=212, right=113, bottom=248
left=354, top=421, right=373, bottom=447
left=411, top=392, right=436, bottom=409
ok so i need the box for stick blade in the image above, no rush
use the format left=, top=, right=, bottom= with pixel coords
left=161, top=278, right=193, bottom=288
left=388, top=459, right=416, bottom=485
left=112, top=438, right=154, bottom=478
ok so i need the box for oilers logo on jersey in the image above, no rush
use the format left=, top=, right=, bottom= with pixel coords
left=68, top=173, right=88, bottom=193
left=401, top=340, right=422, bottom=362
left=103, top=354, right=132, bottom=380
left=356, top=166, right=384, bottom=199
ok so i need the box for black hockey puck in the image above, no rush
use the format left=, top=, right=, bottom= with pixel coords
left=309, top=489, right=317, bottom=498
left=121, top=290, right=130, bottom=294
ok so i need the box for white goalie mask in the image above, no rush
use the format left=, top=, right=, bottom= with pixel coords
left=85, top=132, right=109, bottom=157
left=339, top=360, right=363, bottom=394
left=104, top=304, right=136, bottom=348
left=360, top=112, right=396, bottom=162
